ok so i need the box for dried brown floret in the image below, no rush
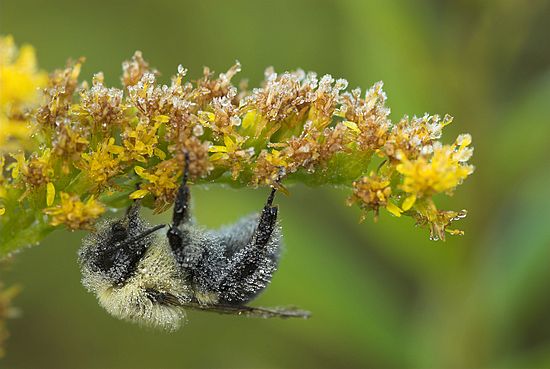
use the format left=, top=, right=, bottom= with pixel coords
left=36, top=58, right=84, bottom=128
left=172, top=136, right=212, bottom=180
left=279, top=121, right=321, bottom=172
left=243, top=68, right=317, bottom=124
left=385, top=114, right=453, bottom=160
left=51, top=121, right=90, bottom=172
left=309, top=75, right=348, bottom=128
left=251, top=149, right=284, bottom=186
left=9, top=150, right=54, bottom=190
left=77, top=73, right=126, bottom=132
left=127, top=69, right=195, bottom=120
left=206, top=88, right=241, bottom=137
left=121, top=51, right=155, bottom=88
left=338, top=83, right=391, bottom=152
left=195, top=62, right=241, bottom=108
left=347, top=173, right=394, bottom=222
left=319, top=122, right=350, bottom=162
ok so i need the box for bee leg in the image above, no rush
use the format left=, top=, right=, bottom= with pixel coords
left=168, top=151, right=191, bottom=252
left=254, top=187, right=278, bottom=246
left=218, top=187, right=280, bottom=304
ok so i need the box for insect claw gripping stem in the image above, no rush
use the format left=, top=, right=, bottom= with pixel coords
left=168, top=151, right=190, bottom=252
left=172, top=151, right=190, bottom=227
left=266, top=187, right=276, bottom=207
left=254, top=186, right=279, bottom=247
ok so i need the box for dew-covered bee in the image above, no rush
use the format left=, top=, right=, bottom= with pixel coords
left=78, top=155, right=309, bottom=330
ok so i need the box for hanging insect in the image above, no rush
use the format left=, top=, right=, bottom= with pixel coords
left=78, top=154, right=310, bottom=330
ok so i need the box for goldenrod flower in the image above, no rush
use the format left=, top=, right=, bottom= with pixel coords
left=210, top=135, right=254, bottom=179
left=348, top=172, right=398, bottom=221
left=396, top=134, right=474, bottom=203
left=43, top=192, right=105, bottom=230
left=131, top=159, right=182, bottom=212
left=413, top=198, right=468, bottom=241
left=0, top=37, right=475, bottom=255
left=79, top=138, right=124, bottom=189
left=51, top=122, right=90, bottom=173
left=121, top=119, right=165, bottom=162
left=8, top=149, right=55, bottom=190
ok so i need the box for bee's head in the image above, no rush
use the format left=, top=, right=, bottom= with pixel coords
left=78, top=205, right=165, bottom=286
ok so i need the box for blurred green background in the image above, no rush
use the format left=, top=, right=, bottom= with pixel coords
left=2, top=0, right=550, bottom=368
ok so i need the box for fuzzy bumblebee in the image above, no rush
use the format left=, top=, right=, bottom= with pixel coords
left=78, top=156, right=309, bottom=330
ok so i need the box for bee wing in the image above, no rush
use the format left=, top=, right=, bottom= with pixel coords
left=179, top=301, right=311, bottom=319
left=147, top=290, right=310, bottom=319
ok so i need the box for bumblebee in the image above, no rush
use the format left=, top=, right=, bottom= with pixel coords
left=78, top=156, right=309, bottom=330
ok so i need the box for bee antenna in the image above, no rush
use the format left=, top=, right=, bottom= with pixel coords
left=117, top=224, right=166, bottom=247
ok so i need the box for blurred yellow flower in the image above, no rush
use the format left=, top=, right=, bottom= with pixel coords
left=0, top=35, right=46, bottom=109
left=0, top=35, right=47, bottom=151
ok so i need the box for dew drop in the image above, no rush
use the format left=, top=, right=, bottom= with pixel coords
left=193, top=125, right=204, bottom=137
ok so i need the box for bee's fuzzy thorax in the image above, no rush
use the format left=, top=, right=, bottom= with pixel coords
left=80, top=233, right=191, bottom=330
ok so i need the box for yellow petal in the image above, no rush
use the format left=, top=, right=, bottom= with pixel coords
left=108, top=145, right=124, bottom=154
left=343, top=121, right=360, bottom=133
left=129, top=189, right=149, bottom=199
left=46, top=182, right=56, bottom=206
left=207, top=112, right=216, bottom=121
left=0, top=207, right=5, bottom=216
left=242, top=110, right=257, bottom=129
left=11, top=165, right=19, bottom=179
left=154, top=147, right=166, bottom=160
left=134, top=166, right=146, bottom=177
left=401, top=194, right=416, bottom=211
left=209, top=152, right=227, bottom=161
left=209, top=146, right=228, bottom=153
left=386, top=201, right=402, bottom=217
left=153, top=115, right=170, bottom=123
left=224, top=135, right=235, bottom=151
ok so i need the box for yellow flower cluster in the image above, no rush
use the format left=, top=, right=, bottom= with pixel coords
left=0, top=36, right=474, bottom=243
left=130, top=159, right=182, bottom=212
left=347, top=172, right=397, bottom=221
left=43, top=192, right=105, bottom=230
left=397, top=134, right=474, bottom=201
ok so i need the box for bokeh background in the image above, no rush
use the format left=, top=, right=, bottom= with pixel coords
left=2, top=0, right=550, bottom=368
